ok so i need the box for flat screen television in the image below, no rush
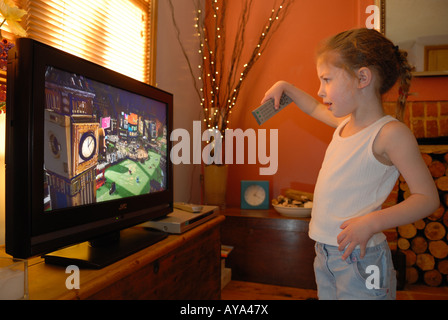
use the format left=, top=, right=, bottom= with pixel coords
left=5, top=38, right=173, bottom=268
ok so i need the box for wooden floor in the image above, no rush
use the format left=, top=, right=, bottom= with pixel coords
left=221, top=280, right=448, bottom=300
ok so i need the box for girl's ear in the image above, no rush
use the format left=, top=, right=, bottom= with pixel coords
left=357, top=67, right=373, bottom=89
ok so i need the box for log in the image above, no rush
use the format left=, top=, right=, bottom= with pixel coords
left=416, top=253, right=435, bottom=271
left=421, top=153, right=432, bottom=166
left=429, top=160, right=446, bottom=178
left=428, top=205, right=445, bottom=221
left=402, top=188, right=411, bottom=200
left=436, top=176, right=448, bottom=191
left=428, top=240, right=448, bottom=259
left=414, top=219, right=426, bottom=230
left=399, top=181, right=409, bottom=192
left=397, top=238, right=410, bottom=250
left=423, top=269, right=442, bottom=287
left=443, top=210, right=448, bottom=228
left=443, top=194, right=448, bottom=207
left=398, top=224, right=417, bottom=239
left=402, top=249, right=416, bottom=267
left=424, top=222, right=446, bottom=241
left=406, top=267, right=419, bottom=284
left=411, top=236, right=428, bottom=254
left=438, top=260, right=448, bottom=275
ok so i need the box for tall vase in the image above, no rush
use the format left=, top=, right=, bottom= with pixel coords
left=203, top=164, right=228, bottom=209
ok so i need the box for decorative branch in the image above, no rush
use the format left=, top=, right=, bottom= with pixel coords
left=169, top=0, right=294, bottom=135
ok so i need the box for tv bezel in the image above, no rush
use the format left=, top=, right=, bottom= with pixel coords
left=5, top=38, right=173, bottom=259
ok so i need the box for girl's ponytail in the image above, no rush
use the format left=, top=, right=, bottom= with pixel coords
left=395, top=47, right=413, bottom=121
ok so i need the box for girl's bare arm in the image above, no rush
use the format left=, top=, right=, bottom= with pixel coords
left=262, top=81, right=340, bottom=128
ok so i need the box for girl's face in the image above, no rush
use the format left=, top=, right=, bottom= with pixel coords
left=316, top=56, right=359, bottom=118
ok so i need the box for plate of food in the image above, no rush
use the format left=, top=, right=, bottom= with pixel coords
left=272, top=204, right=312, bottom=218
left=271, top=189, right=313, bottom=218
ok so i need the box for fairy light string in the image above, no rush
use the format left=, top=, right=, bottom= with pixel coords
left=171, top=0, right=293, bottom=139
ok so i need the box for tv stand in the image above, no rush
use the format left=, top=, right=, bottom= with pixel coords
left=0, top=215, right=224, bottom=299
left=43, top=228, right=168, bottom=269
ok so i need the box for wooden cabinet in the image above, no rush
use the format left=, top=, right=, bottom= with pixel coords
left=1, top=215, right=224, bottom=300
left=221, top=208, right=316, bottom=290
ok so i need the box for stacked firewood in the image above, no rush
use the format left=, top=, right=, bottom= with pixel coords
left=397, top=147, right=448, bottom=287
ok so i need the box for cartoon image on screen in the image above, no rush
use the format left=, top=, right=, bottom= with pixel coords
left=43, top=66, right=168, bottom=211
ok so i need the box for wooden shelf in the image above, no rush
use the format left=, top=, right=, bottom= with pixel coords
left=1, top=215, right=225, bottom=300
left=221, top=207, right=311, bottom=221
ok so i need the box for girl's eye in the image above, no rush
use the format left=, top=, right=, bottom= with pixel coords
left=323, top=78, right=331, bottom=83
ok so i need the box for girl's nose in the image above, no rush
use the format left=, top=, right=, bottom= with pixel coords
left=318, top=84, right=325, bottom=98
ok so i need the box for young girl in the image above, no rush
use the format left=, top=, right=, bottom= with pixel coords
left=262, top=28, right=440, bottom=300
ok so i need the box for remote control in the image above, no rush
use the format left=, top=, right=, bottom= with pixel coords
left=174, top=202, right=203, bottom=213
left=252, top=93, right=293, bottom=125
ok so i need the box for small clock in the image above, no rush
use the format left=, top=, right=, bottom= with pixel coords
left=79, top=132, right=97, bottom=161
left=48, top=132, right=61, bottom=159
left=241, top=180, right=270, bottom=210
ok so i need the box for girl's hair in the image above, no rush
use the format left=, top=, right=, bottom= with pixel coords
left=317, top=28, right=413, bottom=121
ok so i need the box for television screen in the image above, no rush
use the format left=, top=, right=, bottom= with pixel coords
left=44, top=66, right=168, bottom=211
left=6, top=39, right=173, bottom=266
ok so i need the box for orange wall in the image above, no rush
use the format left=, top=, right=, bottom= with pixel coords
left=214, top=0, right=448, bottom=207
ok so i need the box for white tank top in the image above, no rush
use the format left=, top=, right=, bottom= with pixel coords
left=309, top=115, right=400, bottom=247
